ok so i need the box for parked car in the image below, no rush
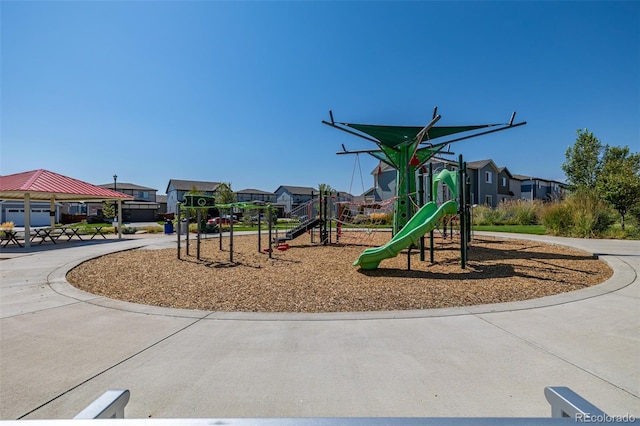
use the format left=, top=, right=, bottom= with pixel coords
left=208, top=216, right=237, bottom=224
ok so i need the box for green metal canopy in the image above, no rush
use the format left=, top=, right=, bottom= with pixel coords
left=341, top=123, right=501, bottom=148
left=324, top=109, right=526, bottom=233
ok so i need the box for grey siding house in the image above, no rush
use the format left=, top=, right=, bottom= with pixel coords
left=94, top=182, right=158, bottom=222
left=467, top=160, right=501, bottom=207
left=274, top=185, right=316, bottom=214
left=235, top=188, right=276, bottom=204
left=166, top=179, right=221, bottom=214
left=514, top=175, right=567, bottom=201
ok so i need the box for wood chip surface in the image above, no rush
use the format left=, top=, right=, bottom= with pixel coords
left=67, top=232, right=612, bottom=313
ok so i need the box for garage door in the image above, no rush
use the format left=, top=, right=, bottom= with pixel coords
left=5, top=208, right=52, bottom=227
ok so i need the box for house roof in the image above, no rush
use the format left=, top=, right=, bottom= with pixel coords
left=167, top=179, right=221, bottom=193
left=98, top=182, right=156, bottom=191
left=236, top=188, right=275, bottom=195
left=512, top=174, right=567, bottom=185
left=466, top=159, right=498, bottom=170
left=0, top=169, right=133, bottom=201
left=156, top=194, right=168, bottom=203
left=496, top=167, right=513, bottom=178
left=275, top=185, right=317, bottom=195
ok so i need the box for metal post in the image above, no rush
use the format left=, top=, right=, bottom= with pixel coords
left=177, top=203, right=181, bottom=260
left=268, top=208, right=273, bottom=259
left=429, top=163, right=434, bottom=263
left=196, top=209, right=201, bottom=260
left=186, top=210, right=190, bottom=256
left=418, top=166, right=425, bottom=261
left=229, top=209, right=234, bottom=263
left=257, top=210, right=262, bottom=253
left=458, top=155, right=465, bottom=269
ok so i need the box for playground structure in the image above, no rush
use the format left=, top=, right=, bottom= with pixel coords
left=323, top=107, right=526, bottom=270
left=178, top=195, right=277, bottom=262
left=174, top=108, right=525, bottom=271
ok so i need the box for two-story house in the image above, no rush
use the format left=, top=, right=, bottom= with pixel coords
left=274, top=185, right=317, bottom=215
left=371, top=158, right=561, bottom=209
left=235, top=188, right=277, bottom=204
left=94, top=183, right=159, bottom=222
left=166, top=179, right=221, bottom=215
left=513, top=175, right=567, bottom=202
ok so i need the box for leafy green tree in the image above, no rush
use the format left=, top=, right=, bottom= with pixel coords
left=596, top=145, right=640, bottom=230
left=562, top=129, right=603, bottom=189
left=214, top=182, right=236, bottom=205
left=318, top=183, right=333, bottom=195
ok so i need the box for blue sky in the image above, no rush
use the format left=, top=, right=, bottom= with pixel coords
left=2, top=1, right=638, bottom=196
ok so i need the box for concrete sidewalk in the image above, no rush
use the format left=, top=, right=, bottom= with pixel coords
left=0, top=233, right=638, bottom=420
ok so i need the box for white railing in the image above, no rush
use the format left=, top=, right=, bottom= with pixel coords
left=3, top=387, right=636, bottom=424
left=73, top=389, right=130, bottom=419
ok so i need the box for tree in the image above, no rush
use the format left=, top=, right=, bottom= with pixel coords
left=596, top=145, right=640, bottom=230
left=562, top=129, right=603, bottom=189
left=214, top=182, right=236, bottom=205
left=101, top=202, right=115, bottom=220
left=318, top=183, right=333, bottom=195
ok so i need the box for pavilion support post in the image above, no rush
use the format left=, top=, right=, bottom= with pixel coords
left=24, top=193, right=31, bottom=248
left=117, top=200, right=123, bottom=239
left=50, top=197, right=56, bottom=229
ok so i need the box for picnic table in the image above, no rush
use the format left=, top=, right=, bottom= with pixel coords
left=30, top=226, right=108, bottom=244
left=1, top=230, right=23, bottom=247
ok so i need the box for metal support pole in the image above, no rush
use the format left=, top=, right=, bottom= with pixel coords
left=257, top=211, right=262, bottom=253
left=418, top=166, right=425, bottom=261
left=429, top=163, right=434, bottom=263
left=229, top=209, right=234, bottom=263
left=196, top=209, right=201, bottom=260
left=268, top=208, right=273, bottom=259
left=459, top=155, right=466, bottom=269
left=186, top=211, right=190, bottom=256
left=177, top=203, right=181, bottom=260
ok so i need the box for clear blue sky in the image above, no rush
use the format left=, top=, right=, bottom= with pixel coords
left=2, top=1, right=638, bottom=195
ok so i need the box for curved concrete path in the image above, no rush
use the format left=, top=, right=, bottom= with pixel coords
left=0, top=233, right=638, bottom=420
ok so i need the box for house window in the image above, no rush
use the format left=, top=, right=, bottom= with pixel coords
left=485, top=171, right=492, bottom=183
left=501, top=177, right=506, bottom=187
left=485, top=195, right=492, bottom=206
left=141, top=191, right=149, bottom=198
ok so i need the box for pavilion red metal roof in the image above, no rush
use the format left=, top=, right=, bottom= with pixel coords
left=0, top=169, right=134, bottom=201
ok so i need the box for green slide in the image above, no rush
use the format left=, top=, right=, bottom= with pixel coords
left=353, top=200, right=458, bottom=270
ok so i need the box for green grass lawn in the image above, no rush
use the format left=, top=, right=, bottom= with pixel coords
left=471, top=224, right=547, bottom=235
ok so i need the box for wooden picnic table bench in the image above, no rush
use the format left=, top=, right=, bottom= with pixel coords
left=1, top=230, right=23, bottom=247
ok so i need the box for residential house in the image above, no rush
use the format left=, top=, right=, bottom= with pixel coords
left=465, top=160, right=500, bottom=207
left=513, top=175, right=567, bottom=202
left=93, top=183, right=159, bottom=222
left=235, top=188, right=277, bottom=204
left=166, top=179, right=221, bottom=215
left=0, top=201, right=60, bottom=227
left=274, top=185, right=317, bottom=215
left=371, top=158, right=562, bottom=209
left=156, top=195, right=168, bottom=215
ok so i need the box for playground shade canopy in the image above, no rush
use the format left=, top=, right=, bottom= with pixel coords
left=341, top=123, right=502, bottom=147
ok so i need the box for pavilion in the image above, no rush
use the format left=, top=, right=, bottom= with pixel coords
left=0, top=169, right=133, bottom=248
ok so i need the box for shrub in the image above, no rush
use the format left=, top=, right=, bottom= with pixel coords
left=540, top=202, right=572, bottom=236
left=498, top=200, right=541, bottom=225
left=472, top=205, right=502, bottom=225
left=540, top=189, right=615, bottom=237
left=566, top=189, right=615, bottom=237
left=143, top=225, right=163, bottom=234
